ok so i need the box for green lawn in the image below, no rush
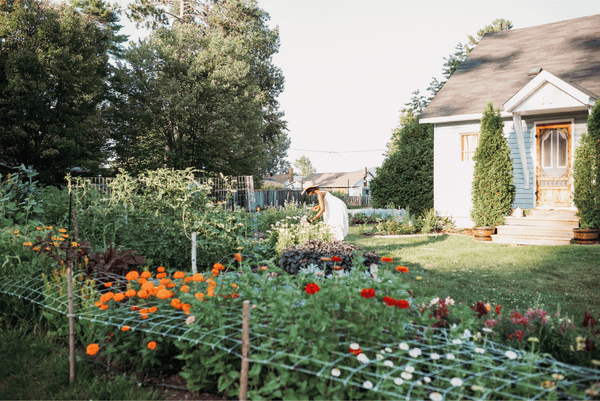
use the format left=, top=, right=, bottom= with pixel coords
left=346, top=228, right=600, bottom=320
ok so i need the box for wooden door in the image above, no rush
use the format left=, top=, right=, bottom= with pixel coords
left=536, top=123, right=571, bottom=208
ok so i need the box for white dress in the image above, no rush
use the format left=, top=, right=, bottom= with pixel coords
left=323, top=192, right=349, bottom=240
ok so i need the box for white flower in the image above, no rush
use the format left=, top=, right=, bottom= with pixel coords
left=405, top=365, right=415, bottom=373
left=445, top=296, right=455, bottom=306
left=376, top=354, right=384, bottom=361
left=409, top=348, right=422, bottom=358
left=446, top=353, right=455, bottom=360
left=452, top=339, right=462, bottom=345
left=394, top=377, right=404, bottom=386
left=430, top=353, right=440, bottom=360
left=450, top=377, right=463, bottom=386
left=331, top=368, right=341, bottom=377
left=401, top=372, right=413, bottom=380
left=451, top=323, right=457, bottom=329
left=363, top=380, right=373, bottom=390
left=461, top=329, right=472, bottom=339
left=430, top=297, right=440, bottom=306
left=505, top=350, right=518, bottom=360
left=482, top=327, right=493, bottom=333
left=357, top=353, right=370, bottom=364
left=350, top=343, right=360, bottom=350
left=384, top=360, right=394, bottom=368
left=399, top=342, right=409, bottom=350
left=430, top=392, right=443, bottom=401
left=475, top=347, right=485, bottom=354
left=424, top=376, right=431, bottom=383
left=385, top=347, right=393, bottom=353
left=416, top=380, right=423, bottom=385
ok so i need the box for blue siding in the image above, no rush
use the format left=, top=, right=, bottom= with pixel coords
left=507, top=120, right=534, bottom=209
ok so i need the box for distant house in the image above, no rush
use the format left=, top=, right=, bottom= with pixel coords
left=306, top=168, right=376, bottom=196
left=419, top=14, right=600, bottom=228
left=262, top=173, right=303, bottom=190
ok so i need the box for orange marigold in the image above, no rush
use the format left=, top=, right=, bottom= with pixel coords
left=231, top=283, right=238, bottom=288
left=100, top=304, right=109, bottom=310
left=94, top=301, right=103, bottom=307
left=192, top=273, right=205, bottom=282
left=156, top=273, right=167, bottom=279
left=211, top=269, right=219, bottom=277
left=121, top=326, right=130, bottom=331
left=149, top=306, right=158, bottom=313
left=125, top=289, right=137, bottom=297
left=126, top=271, right=139, bottom=281
left=157, top=266, right=165, bottom=273
left=86, top=343, right=100, bottom=355
left=207, top=278, right=217, bottom=287
left=182, top=303, right=191, bottom=312
left=140, top=308, right=149, bottom=314
left=141, top=281, right=155, bottom=292
left=137, top=278, right=147, bottom=285
left=104, top=282, right=113, bottom=288
left=141, top=271, right=152, bottom=279
left=147, top=341, right=157, bottom=350
left=99, top=292, right=114, bottom=303
left=137, top=289, right=149, bottom=299
left=184, top=276, right=192, bottom=283
left=156, top=289, right=172, bottom=299
left=180, top=285, right=190, bottom=293
left=395, top=265, right=409, bottom=273
left=381, top=257, right=393, bottom=262
left=234, top=253, right=242, bottom=262
left=173, top=271, right=185, bottom=279
left=171, top=298, right=182, bottom=309
left=113, top=293, right=126, bottom=302
left=160, top=278, right=171, bottom=286
left=195, top=292, right=205, bottom=300
left=207, top=287, right=215, bottom=297
left=141, top=314, right=148, bottom=320
left=130, top=306, right=139, bottom=311
left=58, top=228, right=67, bottom=233
left=213, top=263, right=225, bottom=270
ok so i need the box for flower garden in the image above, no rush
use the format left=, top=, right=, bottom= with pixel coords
left=1, top=169, right=600, bottom=399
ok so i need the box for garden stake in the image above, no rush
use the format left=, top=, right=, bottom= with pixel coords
left=67, top=258, right=75, bottom=383
left=240, top=300, right=250, bottom=401
left=191, top=232, right=197, bottom=273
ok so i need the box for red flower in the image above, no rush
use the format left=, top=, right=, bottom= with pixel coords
left=331, top=256, right=342, bottom=263
left=360, top=288, right=375, bottom=299
left=383, top=296, right=396, bottom=306
left=350, top=347, right=362, bottom=355
left=472, top=301, right=489, bottom=319
left=395, top=265, right=409, bottom=273
left=381, top=257, right=393, bottom=262
left=495, top=305, right=502, bottom=316
left=305, top=283, right=320, bottom=295
left=585, top=338, right=596, bottom=352
left=396, top=299, right=410, bottom=309
left=583, top=312, right=597, bottom=328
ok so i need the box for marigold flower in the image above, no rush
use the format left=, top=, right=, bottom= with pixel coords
left=141, top=281, right=155, bottom=292
left=360, top=288, right=375, bottom=299
left=94, top=301, right=103, bottom=307
left=231, top=283, right=238, bottom=288
left=234, top=253, right=242, bottom=262
left=156, top=289, right=172, bottom=299
left=130, top=306, right=139, bottom=311
left=36, top=227, right=42, bottom=231
left=305, top=283, right=320, bottom=295
left=140, top=308, right=149, bottom=314
left=173, top=271, right=185, bottom=279
left=396, top=300, right=410, bottom=309
left=381, top=257, right=393, bottom=262
left=113, top=293, right=126, bottom=302
left=211, top=269, right=219, bottom=277
left=213, top=263, right=225, bottom=270
left=207, top=287, right=215, bottom=297
left=259, top=265, right=269, bottom=271
left=100, top=304, right=109, bottom=310
left=160, top=278, right=171, bottom=286
left=157, top=266, right=165, bottom=273
left=149, top=306, right=157, bottom=313
left=207, top=278, right=217, bottom=287
left=13, top=230, right=20, bottom=235
left=180, top=285, right=190, bottom=293
left=167, top=282, right=175, bottom=288
left=350, top=347, right=362, bottom=355
left=396, top=265, right=409, bottom=273
left=126, top=271, right=139, bottom=281
left=137, top=289, right=149, bottom=299
left=141, top=314, right=148, bottom=320
left=182, top=303, right=191, bottom=312
left=331, top=256, right=342, bottom=263
left=141, top=271, right=152, bottom=279
left=99, top=292, right=114, bottom=303
left=333, top=265, right=343, bottom=271
left=125, top=289, right=136, bottom=297
left=383, top=296, right=397, bottom=307
left=71, top=242, right=79, bottom=247
left=104, top=282, right=113, bottom=288
left=156, top=273, right=167, bottom=279
left=195, top=292, right=205, bottom=300
left=61, top=233, right=69, bottom=238
left=23, top=241, right=33, bottom=246
left=171, top=298, right=182, bottom=309
left=147, top=341, right=157, bottom=350
left=320, top=257, right=331, bottom=262
left=121, top=326, right=130, bottom=331
left=184, top=276, right=192, bottom=283
left=59, top=228, right=67, bottom=233
left=86, top=343, right=100, bottom=355
left=192, top=273, right=205, bottom=282
left=46, top=226, right=53, bottom=230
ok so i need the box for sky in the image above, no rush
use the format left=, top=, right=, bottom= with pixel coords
left=111, top=0, right=600, bottom=174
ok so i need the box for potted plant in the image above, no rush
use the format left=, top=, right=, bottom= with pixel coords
left=572, top=99, right=600, bottom=245
left=470, top=101, right=516, bottom=241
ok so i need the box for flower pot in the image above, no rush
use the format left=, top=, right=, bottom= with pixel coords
left=573, top=228, right=600, bottom=245
left=473, top=226, right=495, bottom=242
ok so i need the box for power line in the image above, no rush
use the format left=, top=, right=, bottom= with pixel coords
left=289, top=148, right=386, bottom=154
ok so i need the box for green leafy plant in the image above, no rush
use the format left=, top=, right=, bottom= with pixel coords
left=470, top=101, right=515, bottom=227
left=573, top=99, right=600, bottom=229
left=0, top=165, right=43, bottom=227
left=279, top=239, right=366, bottom=275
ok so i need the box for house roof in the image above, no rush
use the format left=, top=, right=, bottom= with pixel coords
left=264, top=174, right=291, bottom=185
left=305, top=171, right=367, bottom=188
left=420, top=14, right=600, bottom=121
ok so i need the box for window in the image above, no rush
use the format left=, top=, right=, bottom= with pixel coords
left=461, top=133, right=478, bottom=161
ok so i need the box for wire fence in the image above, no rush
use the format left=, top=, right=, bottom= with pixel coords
left=1, top=267, right=599, bottom=400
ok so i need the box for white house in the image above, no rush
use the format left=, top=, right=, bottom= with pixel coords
left=420, top=14, right=600, bottom=229
left=306, top=167, right=376, bottom=196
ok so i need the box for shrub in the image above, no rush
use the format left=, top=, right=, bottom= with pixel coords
left=266, top=215, right=336, bottom=255
left=573, top=99, right=600, bottom=229
left=0, top=165, right=44, bottom=227
left=370, top=116, right=433, bottom=216
left=470, top=101, right=515, bottom=227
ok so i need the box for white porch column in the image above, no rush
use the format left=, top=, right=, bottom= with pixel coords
left=512, top=113, right=530, bottom=190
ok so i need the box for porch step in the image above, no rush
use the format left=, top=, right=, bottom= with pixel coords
left=491, top=209, right=579, bottom=246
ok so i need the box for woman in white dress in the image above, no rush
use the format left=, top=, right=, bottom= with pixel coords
left=302, top=181, right=349, bottom=240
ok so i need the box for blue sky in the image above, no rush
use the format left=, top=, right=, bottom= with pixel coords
left=112, top=0, right=600, bottom=173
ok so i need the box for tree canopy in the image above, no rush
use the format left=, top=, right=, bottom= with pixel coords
left=293, top=156, right=316, bottom=178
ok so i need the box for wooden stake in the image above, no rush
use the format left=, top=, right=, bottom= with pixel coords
left=239, top=300, right=250, bottom=401
left=67, top=259, right=75, bottom=383
left=191, top=232, right=197, bottom=274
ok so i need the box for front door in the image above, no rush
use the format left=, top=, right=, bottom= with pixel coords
left=536, top=123, right=572, bottom=208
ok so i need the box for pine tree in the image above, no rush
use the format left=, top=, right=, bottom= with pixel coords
left=470, top=101, right=515, bottom=227
left=573, top=99, right=600, bottom=228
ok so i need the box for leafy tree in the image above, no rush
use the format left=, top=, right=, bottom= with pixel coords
left=470, top=101, right=515, bottom=227
left=0, top=0, right=125, bottom=184
left=573, top=99, right=600, bottom=229
left=371, top=116, right=433, bottom=216
left=467, top=18, right=512, bottom=53
left=293, top=156, right=316, bottom=178
left=107, top=0, right=288, bottom=179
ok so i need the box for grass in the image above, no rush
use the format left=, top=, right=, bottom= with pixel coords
left=0, top=316, right=163, bottom=400
left=346, top=227, right=600, bottom=320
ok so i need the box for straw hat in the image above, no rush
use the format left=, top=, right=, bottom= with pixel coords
left=301, top=181, right=317, bottom=195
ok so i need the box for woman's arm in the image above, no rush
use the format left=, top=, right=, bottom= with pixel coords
left=309, top=190, right=326, bottom=223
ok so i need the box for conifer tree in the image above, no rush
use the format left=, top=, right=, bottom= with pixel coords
left=573, top=99, right=600, bottom=228
left=470, top=101, right=515, bottom=227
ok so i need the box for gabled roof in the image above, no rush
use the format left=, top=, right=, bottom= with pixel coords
left=420, top=14, right=600, bottom=122
left=264, top=174, right=290, bottom=185
left=306, top=171, right=366, bottom=188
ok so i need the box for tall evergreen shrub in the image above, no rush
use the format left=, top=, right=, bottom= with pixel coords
left=370, top=117, right=433, bottom=216
left=470, top=101, right=515, bottom=227
left=573, top=99, right=600, bottom=228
